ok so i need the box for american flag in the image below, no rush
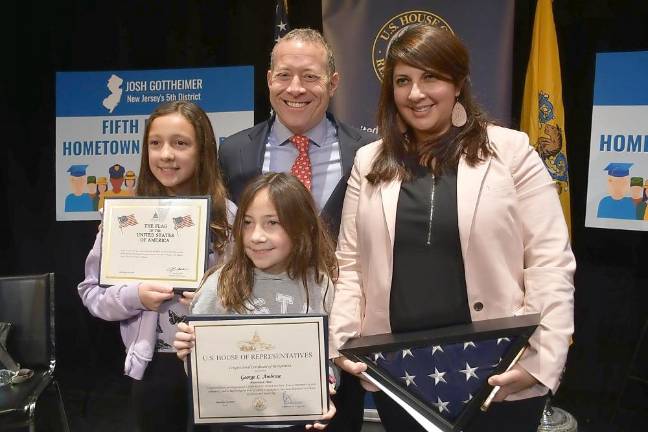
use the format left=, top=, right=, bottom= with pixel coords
left=371, top=337, right=515, bottom=423
left=118, top=214, right=138, bottom=229
left=173, top=215, right=194, bottom=230
left=274, top=0, right=290, bottom=43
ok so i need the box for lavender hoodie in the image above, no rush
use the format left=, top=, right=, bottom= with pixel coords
left=78, top=200, right=236, bottom=379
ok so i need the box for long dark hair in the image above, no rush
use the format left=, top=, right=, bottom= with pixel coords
left=216, top=173, right=337, bottom=313
left=368, top=24, right=491, bottom=183
left=136, top=101, right=230, bottom=254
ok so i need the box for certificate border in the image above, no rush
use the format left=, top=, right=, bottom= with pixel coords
left=98, top=196, right=211, bottom=290
left=187, top=314, right=329, bottom=425
left=105, top=204, right=202, bottom=282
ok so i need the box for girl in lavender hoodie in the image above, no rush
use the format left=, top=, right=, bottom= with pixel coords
left=78, top=101, right=235, bottom=432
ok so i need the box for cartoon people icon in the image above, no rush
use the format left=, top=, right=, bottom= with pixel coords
left=87, top=175, right=99, bottom=211
left=65, top=164, right=94, bottom=212
left=634, top=177, right=648, bottom=220
left=96, top=176, right=108, bottom=210
left=630, top=177, right=643, bottom=204
left=597, top=162, right=636, bottom=220
left=123, top=170, right=137, bottom=196
left=642, top=179, right=648, bottom=221
left=102, top=74, right=123, bottom=113
left=104, top=164, right=127, bottom=198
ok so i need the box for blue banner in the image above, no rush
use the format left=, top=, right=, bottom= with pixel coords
left=55, top=66, right=254, bottom=221
left=56, top=66, right=254, bottom=117
left=585, top=51, right=648, bottom=231
left=593, top=52, right=648, bottom=106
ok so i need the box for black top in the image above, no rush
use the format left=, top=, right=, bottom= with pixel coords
left=389, top=144, right=471, bottom=333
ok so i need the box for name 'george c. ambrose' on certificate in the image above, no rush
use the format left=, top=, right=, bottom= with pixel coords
left=188, top=314, right=329, bottom=425
left=99, top=196, right=211, bottom=291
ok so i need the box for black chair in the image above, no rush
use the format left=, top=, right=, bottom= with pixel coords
left=0, top=273, right=70, bottom=432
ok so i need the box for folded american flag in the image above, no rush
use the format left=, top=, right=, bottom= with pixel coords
left=372, top=337, right=513, bottom=422
left=340, top=314, right=539, bottom=431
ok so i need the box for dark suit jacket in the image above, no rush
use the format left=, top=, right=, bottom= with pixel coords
left=218, top=113, right=377, bottom=239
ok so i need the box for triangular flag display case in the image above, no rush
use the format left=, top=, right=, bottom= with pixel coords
left=340, top=314, right=540, bottom=432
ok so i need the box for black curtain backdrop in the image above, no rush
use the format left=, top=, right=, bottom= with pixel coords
left=3, top=0, right=648, bottom=429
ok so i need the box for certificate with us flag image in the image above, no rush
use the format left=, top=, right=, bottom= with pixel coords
left=99, top=196, right=210, bottom=290
left=339, top=314, right=539, bottom=432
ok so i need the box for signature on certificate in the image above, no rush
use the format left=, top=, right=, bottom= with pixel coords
left=282, top=391, right=304, bottom=407
left=167, top=266, right=188, bottom=273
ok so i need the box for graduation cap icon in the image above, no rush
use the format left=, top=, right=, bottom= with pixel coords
left=340, top=314, right=540, bottom=432
left=604, top=162, right=633, bottom=177
left=67, top=164, right=88, bottom=177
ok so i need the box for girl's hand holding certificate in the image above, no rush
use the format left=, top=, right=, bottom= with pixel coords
left=174, top=322, right=194, bottom=361
left=138, top=282, right=173, bottom=311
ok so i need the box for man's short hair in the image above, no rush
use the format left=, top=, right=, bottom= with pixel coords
left=270, top=28, right=336, bottom=78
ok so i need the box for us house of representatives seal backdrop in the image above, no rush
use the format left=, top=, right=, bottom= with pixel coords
left=372, top=10, right=453, bottom=81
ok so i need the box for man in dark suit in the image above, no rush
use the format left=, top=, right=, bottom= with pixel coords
left=218, top=28, right=375, bottom=432
left=219, top=28, right=376, bottom=240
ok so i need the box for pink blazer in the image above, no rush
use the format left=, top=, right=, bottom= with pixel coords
left=329, top=125, right=575, bottom=400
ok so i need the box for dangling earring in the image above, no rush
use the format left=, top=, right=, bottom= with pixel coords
left=451, top=99, right=467, bottom=127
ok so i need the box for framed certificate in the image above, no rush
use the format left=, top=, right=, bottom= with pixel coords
left=340, top=314, right=540, bottom=432
left=187, top=314, right=329, bottom=425
left=99, top=196, right=211, bottom=290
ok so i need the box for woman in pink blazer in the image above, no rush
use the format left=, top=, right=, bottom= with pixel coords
left=329, top=24, right=575, bottom=432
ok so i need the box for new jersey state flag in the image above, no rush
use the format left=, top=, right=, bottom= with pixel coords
left=520, top=0, right=572, bottom=236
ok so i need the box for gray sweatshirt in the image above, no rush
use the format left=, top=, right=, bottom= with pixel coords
left=191, top=267, right=333, bottom=315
